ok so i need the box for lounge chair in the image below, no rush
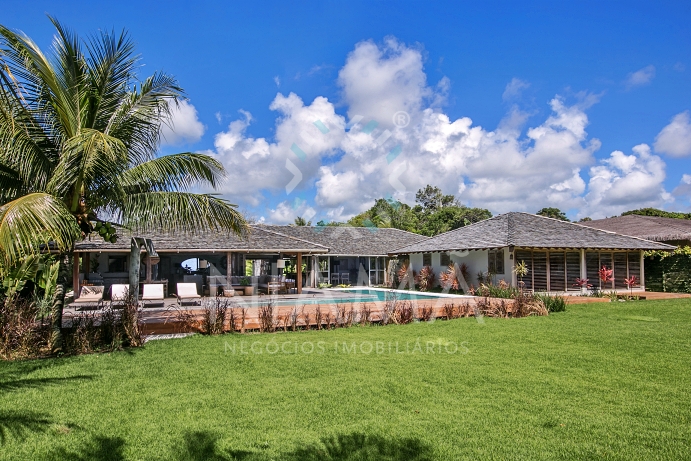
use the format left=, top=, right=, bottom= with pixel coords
left=176, top=282, right=201, bottom=305
left=71, top=286, right=104, bottom=310
left=110, top=284, right=129, bottom=309
left=142, top=283, right=165, bottom=307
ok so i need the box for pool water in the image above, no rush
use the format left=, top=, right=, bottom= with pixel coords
left=337, top=289, right=444, bottom=302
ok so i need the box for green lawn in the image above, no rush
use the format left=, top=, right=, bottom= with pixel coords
left=1, top=300, right=690, bottom=460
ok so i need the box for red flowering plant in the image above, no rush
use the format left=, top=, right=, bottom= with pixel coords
left=572, top=278, right=592, bottom=290
left=624, top=275, right=638, bottom=296
left=598, top=266, right=614, bottom=289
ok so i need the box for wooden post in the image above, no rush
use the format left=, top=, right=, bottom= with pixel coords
left=580, top=249, right=587, bottom=294
left=231, top=251, right=233, bottom=290
left=129, top=238, right=141, bottom=303
left=640, top=250, right=645, bottom=292
left=72, top=253, right=80, bottom=297
left=297, top=252, right=302, bottom=294
left=84, top=254, right=90, bottom=276
left=145, top=255, right=152, bottom=283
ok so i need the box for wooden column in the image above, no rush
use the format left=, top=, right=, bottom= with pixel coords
left=84, top=254, right=91, bottom=276
left=226, top=251, right=233, bottom=287
left=72, top=253, right=80, bottom=297
left=297, top=252, right=302, bottom=294
left=640, top=250, right=645, bottom=292
left=580, top=249, right=587, bottom=294
left=129, top=238, right=141, bottom=303
left=145, top=255, right=152, bottom=283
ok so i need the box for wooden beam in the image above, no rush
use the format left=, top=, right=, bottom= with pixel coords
left=72, top=253, right=80, bottom=297
left=145, top=255, right=152, bottom=283
left=129, top=238, right=141, bottom=303
left=297, top=252, right=302, bottom=294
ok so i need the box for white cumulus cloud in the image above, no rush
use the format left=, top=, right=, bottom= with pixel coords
left=583, top=144, right=671, bottom=218
left=203, top=38, right=676, bottom=223
left=624, top=65, right=656, bottom=90
left=160, top=100, right=205, bottom=145
left=654, top=111, right=691, bottom=157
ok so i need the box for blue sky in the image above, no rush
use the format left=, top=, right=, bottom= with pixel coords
left=4, top=0, right=691, bottom=222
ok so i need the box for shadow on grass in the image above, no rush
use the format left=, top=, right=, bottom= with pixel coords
left=0, top=374, right=94, bottom=393
left=0, top=410, right=52, bottom=445
left=48, top=436, right=126, bottom=461
left=172, top=430, right=433, bottom=461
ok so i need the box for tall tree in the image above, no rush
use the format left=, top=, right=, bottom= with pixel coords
left=293, top=216, right=311, bottom=226
left=0, top=18, right=247, bottom=350
left=415, top=185, right=457, bottom=213
left=536, top=207, right=569, bottom=221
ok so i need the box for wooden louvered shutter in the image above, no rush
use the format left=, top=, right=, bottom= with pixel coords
left=549, top=251, right=566, bottom=291
left=533, top=251, right=548, bottom=291
left=566, top=251, right=581, bottom=291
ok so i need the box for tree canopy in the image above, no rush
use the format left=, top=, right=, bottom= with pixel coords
left=622, top=208, right=691, bottom=220
left=0, top=17, right=247, bottom=267
left=346, top=186, right=491, bottom=236
left=536, top=207, right=569, bottom=221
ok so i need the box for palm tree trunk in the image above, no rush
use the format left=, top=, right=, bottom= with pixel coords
left=50, top=254, right=69, bottom=353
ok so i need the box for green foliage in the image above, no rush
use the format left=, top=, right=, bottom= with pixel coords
left=0, top=18, right=247, bottom=268
left=1, top=255, right=41, bottom=299
left=347, top=186, right=491, bottom=236
left=514, top=260, right=529, bottom=279
left=293, top=216, right=311, bottom=226
left=536, top=207, right=569, bottom=221
left=534, top=293, right=567, bottom=312
left=644, top=246, right=691, bottom=293
left=622, top=208, right=691, bottom=220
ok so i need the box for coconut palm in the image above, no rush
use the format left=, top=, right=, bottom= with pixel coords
left=0, top=17, right=247, bottom=350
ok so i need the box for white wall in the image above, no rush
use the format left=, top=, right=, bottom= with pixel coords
left=408, top=248, right=514, bottom=287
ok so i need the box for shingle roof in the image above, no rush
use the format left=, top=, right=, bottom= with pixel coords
left=74, top=226, right=329, bottom=253
left=74, top=224, right=425, bottom=255
left=256, top=225, right=428, bottom=256
left=579, top=215, right=691, bottom=243
left=389, top=212, right=676, bottom=254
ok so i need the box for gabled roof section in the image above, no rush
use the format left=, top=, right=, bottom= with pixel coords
left=74, top=226, right=329, bottom=253
left=579, top=214, right=691, bottom=243
left=389, top=212, right=676, bottom=254
left=256, top=225, right=428, bottom=256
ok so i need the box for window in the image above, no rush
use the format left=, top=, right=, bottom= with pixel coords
left=108, top=256, right=127, bottom=273
left=440, top=252, right=451, bottom=267
left=487, top=249, right=504, bottom=275
left=423, top=253, right=432, bottom=266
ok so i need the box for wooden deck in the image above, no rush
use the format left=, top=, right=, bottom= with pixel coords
left=62, top=290, right=690, bottom=335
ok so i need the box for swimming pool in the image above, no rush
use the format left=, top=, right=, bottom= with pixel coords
left=228, top=287, right=470, bottom=307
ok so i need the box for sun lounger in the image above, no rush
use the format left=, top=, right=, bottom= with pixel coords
left=71, top=286, right=104, bottom=310
left=110, top=284, right=129, bottom=308
left=142, top=283, right=165, bottom=307
left=176, top=282, right=201, bottom=305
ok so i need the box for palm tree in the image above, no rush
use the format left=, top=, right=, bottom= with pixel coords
left=0, top=18, right=247, bottom=351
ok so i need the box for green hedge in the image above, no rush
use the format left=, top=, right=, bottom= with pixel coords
left=645, top=247, right=691, bottom=293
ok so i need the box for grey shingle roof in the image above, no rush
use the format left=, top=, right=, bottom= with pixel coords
left=74, top=226, right=329, bottom=253
left=389, top=212, right=676, bottom=254
left=74, top=224, right=425, bottom=255
left=579, top=215, right=691, bottom=243
left=256, top=225, right=428, bottom=256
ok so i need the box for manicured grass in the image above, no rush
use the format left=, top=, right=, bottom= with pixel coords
left=1, top=300, right=690, bottom=460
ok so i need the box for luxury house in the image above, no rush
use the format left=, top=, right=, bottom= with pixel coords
left=388, top=212, right=675, bottom=292
left=72, top=225, right=426, bottom=297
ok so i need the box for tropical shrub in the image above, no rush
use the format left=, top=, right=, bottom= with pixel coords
left=535, top=293, right=567, bottom=313
left=415, top=266, right=435, bottom=291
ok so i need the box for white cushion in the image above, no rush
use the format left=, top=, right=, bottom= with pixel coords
left=177, top=283, right=200, bottom=298
left=142, top=284, right=164, bottom=300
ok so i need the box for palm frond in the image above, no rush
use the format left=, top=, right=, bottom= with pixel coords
left=120, top=192, right=248, bottom=236
left=0, top=193, right=81, bottom=266
left=120, top=153, right=226, bottom=193
left=47, top=129, right=128, bottom=209
left=0, top=161, right=26, bottom=203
